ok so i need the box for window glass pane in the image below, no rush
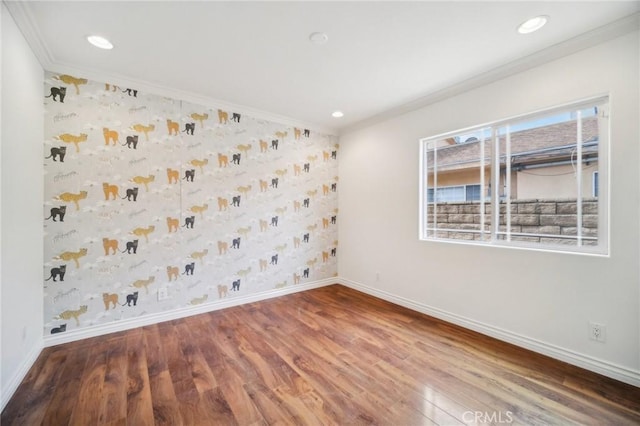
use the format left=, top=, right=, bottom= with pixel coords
left=420, top=97, right=607, bottom=254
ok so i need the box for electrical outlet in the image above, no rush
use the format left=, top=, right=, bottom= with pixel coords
left=158, top=286, right=169, bottom=301
left=589, top=322, right=606, bottom=342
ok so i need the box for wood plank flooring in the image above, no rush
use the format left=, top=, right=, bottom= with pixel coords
left=3, top=284, right=640, bottom=425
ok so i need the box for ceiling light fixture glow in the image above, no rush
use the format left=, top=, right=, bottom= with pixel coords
left=332, top=111, right=344, bottom=118
left=87, top=35, right=113, bottom=49
left=517, top=15, right=549, bottom=34
left=309, top=32, right=329, bottom=45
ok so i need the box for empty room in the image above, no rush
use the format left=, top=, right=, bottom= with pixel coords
left=2, top=1, right=640, bottom=424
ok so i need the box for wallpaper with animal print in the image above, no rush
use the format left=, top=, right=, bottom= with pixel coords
left=44, top=73, right=338, bottom=335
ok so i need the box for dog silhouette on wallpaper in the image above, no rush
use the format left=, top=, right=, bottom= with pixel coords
left=54, top=74, right=88, bottom=95
left=45, top=206, right=66, bottom=222
left=231, top=112, right=241, bottom=123
left=45, top=86, right=67, bottom=103
left=45, top=146, right=66, bottom=162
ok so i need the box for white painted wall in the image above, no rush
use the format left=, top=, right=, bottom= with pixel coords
left=1, top=4, right=44, bottom=409
left=338, top=31, right=640, bottom=383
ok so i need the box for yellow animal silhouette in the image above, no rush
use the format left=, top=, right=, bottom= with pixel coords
left=293, top=164, right=302, bottom=176
left=103, top=128, right=119, bottom=146
left=217, top=109, right=229, bottom=124
left=259, top=140, right=269, bottom=152
left=167, top=168, right=179, bottom=184
left=190, top=249, right=209, bottom=264
left=217, top=241, right=228, bottom=255
left=54, top=74, right=87, bottom=95
left=293, top=200, right=301, bottom=212
left=191, top=112, right=208, bottom=127
left=322, top=251, right=330, bottom=263
left=55, top=191, right=87, bottom=211
left=217, top=153, right=228, bottom=168
left=190, top=295, right=208, bottom=305
left=167, top=266, right=179, bottom=281
left=259, top=180, right=268, bottom=192
left=57, top=305, right=87, bottom=326
left=167, top=119, right=180, bottom=136
left=131, top=175, right=155, bottom=192
left=132, top=123, right=155, bottom=141
left=55, top=133, right=88, bottom=153
left=275, top=131, right=287, bottom=140
left=55, top=248, right=88, bottom=269
left=166, top=217, right=179, bottom=233
left=189, top=204, right=208, bottom=218
left=132, top=276, right=155, bottom=294
left=259, top=259, right=268, bottom=272
left=293, top=236, right=301, bottom=248
left=237, top=227, right=251, bottom=237
left=294, top=128, right=302, bottom=140
left=237, top=185, right=252, bottom=196
left=217, top=285, right=228, bottom=298
left=102, top=183, right=119, bottom=200
left=102, top=238, right=119, bottom=255
left=217, top=197, right=228, bottom=211
left=190, top=158, right=208, bottom=173
left=293, top=273, right=301, bottom=284
left=102, top=293, right=119, bottom=310
left=236, top=144, right=251, bottom=154
left=259, top=219, right=268, bottom=232
left=322, top=217, right=330, bottom=229
left=131, top=226, right=155, bottom=243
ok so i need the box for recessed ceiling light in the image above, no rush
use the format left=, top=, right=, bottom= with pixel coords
left=332, top=111, right=344, bottom=118
left=309, top=32, right=329, bottom=45
left=87, top=35, right=113, bottom=50
left=517, top=15, right=549, bottom=34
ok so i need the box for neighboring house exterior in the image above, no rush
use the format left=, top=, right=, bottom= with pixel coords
left=426, top=115, right=600, bottom=202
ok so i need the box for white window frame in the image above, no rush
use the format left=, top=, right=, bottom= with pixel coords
left=419, top=95, right=609, bottom=256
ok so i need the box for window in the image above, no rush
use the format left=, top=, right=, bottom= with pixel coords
left=420, top=97, right=608, bottom=254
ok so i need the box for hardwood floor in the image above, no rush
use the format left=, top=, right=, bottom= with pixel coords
left=3, top=284, right=640, bottom=425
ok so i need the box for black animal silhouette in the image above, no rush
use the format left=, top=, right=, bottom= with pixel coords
left=45, top=206, right=66, bottom=222
left=331, top=215, right=336, bottom=224
left=182, top=216, right=195, bottom=229
left=122, top=88, right=138, bottom=97
left=183, top=262, right=195, bottom=275
left=45, top=265, right=66, bottom=282
left=303, top=233, right=309, bottom=243
left=232, top=153, right=241, bottom=164
left=122, top=187, right=138, bottom=201
left=122, top=135, right=139, bottom=149
left=182, top=123, right=195, bottom=135
left=232, top=279, right=240, bottom=290
left=303, top=268, right=309, bottom=278
left=51, top=324, right=67, bottom=334
left=270, top=254, right=278, bottom=265
left=331, top=150, right=337, bottom=159
left=231, top=113, right=241, bottom=123
left=271, top=139, right=278, bottom=150
left=303, top=163, right=310, bottom=172
left=271, top=178, right=278, bottom=188
left=122, top=240, right=139, bottom=254
left=122, top=291, right=139, bottom=306
left=303, top=129, right=310, bottom=137
left=303, top=198, right=310, bottom=208
left=331, top=248, right=337, bottom=256
left=331, top=183, right=337, bottom=192
left=45, top=146, right=66, bottom=162
left=45, top=86, right=67, bottom=102
left=231, top=196, right=241, bottom=207
left=231, top=238, right=240, bottom=249
left=183, top=169, right=195, bottom=182
left=271, top=216, right=278, bottom=226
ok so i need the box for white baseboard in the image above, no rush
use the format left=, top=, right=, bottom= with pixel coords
left=1, top=338, right=44, bottom=412
left=44, top=278, right=335, bottom=348
left=337, top=277, right=640, bottom=388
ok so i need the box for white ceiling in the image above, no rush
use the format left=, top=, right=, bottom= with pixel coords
left=6, top=1, right=640, bottom=133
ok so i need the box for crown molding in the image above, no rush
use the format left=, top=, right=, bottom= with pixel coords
left=3, top=0, right=54, bottom=68
left=4, top=0, right=337, bottom=136
left=342, top=12, right=640, bottom=135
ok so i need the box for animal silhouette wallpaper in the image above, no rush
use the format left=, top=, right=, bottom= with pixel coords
left=43, top=72, right=338, bottom=335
